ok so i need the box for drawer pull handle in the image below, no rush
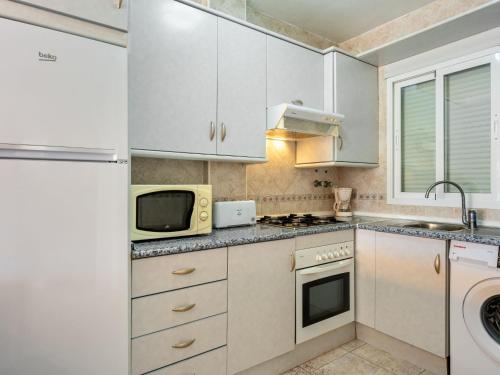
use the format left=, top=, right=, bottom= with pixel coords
left=172, top=303, right=196, bottom=312
left=172, top=267, right=196, bottom=275
left=115, top=0, right=123, bottom=9
left=172, top=338, right=196, bottom=349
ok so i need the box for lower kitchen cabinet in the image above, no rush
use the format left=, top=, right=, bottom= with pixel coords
left=374, top=232, right=447, bottom=357
left=355, top=229, right=376, bottom=328
left=147, top=347, right=227, bottom=375
left=132, top=313, right=227, bottom=375
left=227, top=239, right=296, bottom=374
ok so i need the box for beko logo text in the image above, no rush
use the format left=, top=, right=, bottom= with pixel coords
left=38, top=52, right=57, bottom=62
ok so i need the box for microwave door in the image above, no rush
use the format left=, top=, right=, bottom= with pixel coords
left=136, top=191, right=196, bottom=232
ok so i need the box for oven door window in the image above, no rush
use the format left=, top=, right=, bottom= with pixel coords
left=136, top=191, right=195, bottom=232
left=302, top=272, right=350, bottom=327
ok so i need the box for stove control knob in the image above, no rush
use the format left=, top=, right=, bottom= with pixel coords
left=321, top=254, right=328, bottom=260
left=334, top=251, right=340, bottom=257
left=345, top=249, right=351, bottom=255
left=328, top=252, right=334, bottom=259
left=316, top=254, right=322, bottom=262
left=340, top=250, right=346, bottom=256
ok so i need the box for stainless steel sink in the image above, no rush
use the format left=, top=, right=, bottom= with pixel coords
left=402, top=222, right=466, bottom=231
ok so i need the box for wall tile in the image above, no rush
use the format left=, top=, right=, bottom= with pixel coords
left=209, top=161, right=246, bottom=200
left=131, top=157, right=207, bottom=185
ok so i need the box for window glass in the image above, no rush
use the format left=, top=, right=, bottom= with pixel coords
left=401, top=80, right=436, bottom=192
left=444, top=64, right=491, bottom=193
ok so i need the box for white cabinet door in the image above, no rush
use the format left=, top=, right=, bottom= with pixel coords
left=355, top=229, right=376, bottom=328
left=227, top=239, right=295, bottom=374
left=20, top=0, right=128, bottom=30
left=217, top=18, right=266, bottom=159
left=129, top=0, right=218, bottom=155
left=375, top=233, right=447, bottom=357
left=0, top=18, right=127, bottom=159
left=0, top=160, right=128, bottom=375
left=332, top=52, right=378, bottom=164
left=267, top=36, right=324, bottom=109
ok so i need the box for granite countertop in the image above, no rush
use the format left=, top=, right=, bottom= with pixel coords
left=131, top=216, right=382, bottom=259
left=358, top=219, right=500, bottom=247
left=131, top=216, right=500, bottom=259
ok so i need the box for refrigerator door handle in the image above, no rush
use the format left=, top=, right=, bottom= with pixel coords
left=0, top=144, right=118, bottom=162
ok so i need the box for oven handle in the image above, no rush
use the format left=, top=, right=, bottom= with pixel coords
left=298, top=258, right=353, bottom=275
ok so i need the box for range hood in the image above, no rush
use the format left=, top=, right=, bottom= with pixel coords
left=266, top=103, right=344, bottom=140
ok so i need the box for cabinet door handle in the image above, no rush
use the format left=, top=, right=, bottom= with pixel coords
left=221, top=123, right=227, bottom=142
left=172, top=267, right=196, bottom=275
left=434, top=254, right=441, bottom=274
left=210, top=121, right=216, bottom=141
left=337, top=135, right=343, bottom=151
left=172, top=303, right=196, bottom=312
left=172, top=338, right=196, bottom=349
left=115, top=0, right=123, bottom=9
left=290, top=252, right=296, bottom=272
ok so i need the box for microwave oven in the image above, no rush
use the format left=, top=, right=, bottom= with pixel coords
left=130, top=185, right=212, bottom=241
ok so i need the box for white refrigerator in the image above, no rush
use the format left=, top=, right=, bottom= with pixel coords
left=0, top=19, right=129, bottom=375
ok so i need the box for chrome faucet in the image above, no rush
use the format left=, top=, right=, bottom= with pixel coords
left=424, top=180, right=477, bottom=229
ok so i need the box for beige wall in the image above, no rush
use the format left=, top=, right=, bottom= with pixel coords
left=338, top=0, right=492, bottom=54
left=337, top=0, right=500, bottom=222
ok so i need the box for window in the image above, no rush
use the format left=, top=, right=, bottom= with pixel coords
left=388, top=51, right=500, bottom=208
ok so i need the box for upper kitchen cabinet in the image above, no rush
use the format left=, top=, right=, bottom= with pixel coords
left=217, top=18, right=267, bottom=159
left=129, top=0, right=218, bottom=156
left=296, top=52, right=378, bottom=167
left=129, top=0, right=267, bottom=161
left=267, top=36, right=324, bottom=110
left=20, top=0, right=128, bottom=30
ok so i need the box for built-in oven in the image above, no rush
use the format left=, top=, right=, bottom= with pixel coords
left=295, top=241, right=355, bottom=344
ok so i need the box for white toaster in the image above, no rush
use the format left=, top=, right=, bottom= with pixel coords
left=213, top=200, right=257, bottom=228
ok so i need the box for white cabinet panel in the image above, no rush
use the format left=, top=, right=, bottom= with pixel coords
left=375, top=232, right=447, bottom=357
left=129, top=0, right=218, bottom=155
left=333, top=52, right=378, bottom=164
left=267, top=36, right=324, bottom=110
left=0, top=18, right=127, bottom=159
left=19, top=0, right=128, bottom=30
left=227, top=239, right=295, bottom=374
left=355, top=229, right=376, bottom=328
left=217, top=18, right=266, bottom=158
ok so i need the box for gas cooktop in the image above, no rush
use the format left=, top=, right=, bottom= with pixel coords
left=257, top=214, right=338, bottom=228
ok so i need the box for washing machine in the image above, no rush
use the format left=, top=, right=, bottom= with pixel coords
left=449, top=240, right=500, bottom=375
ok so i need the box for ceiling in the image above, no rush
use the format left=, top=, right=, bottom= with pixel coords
left=247, top=0, right=436, bottom=43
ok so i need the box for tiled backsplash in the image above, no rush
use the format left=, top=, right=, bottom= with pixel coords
left=131, top=140, right=338, bottom=216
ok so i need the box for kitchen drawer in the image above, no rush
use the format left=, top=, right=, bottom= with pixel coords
left=132, top=313, right=227, bottom=375
left=132, top=280, right=227, bottom=338
left=148, top=347, right=227, bottom=375
left=132, top=248, right=227, bottom=297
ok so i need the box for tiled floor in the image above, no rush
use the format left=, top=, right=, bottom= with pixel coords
left=282, top=339, right=437, bottom=375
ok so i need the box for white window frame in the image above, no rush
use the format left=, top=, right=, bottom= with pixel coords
left=387, top=48, right=500, bottom=209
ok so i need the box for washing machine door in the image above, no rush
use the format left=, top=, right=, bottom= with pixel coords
left=463, top=278, right=500, bottom=363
